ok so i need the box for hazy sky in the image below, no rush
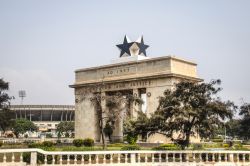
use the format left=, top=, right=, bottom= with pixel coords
left=0, top=0, right=249, bottom=106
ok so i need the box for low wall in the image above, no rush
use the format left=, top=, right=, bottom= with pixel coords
left=1, top=149, right=250, bottom=166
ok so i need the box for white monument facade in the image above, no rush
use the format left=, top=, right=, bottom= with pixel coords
left=70, top=36, right=202, bottom=143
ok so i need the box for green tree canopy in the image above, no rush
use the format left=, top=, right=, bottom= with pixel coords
left=56, top=121, right=74, bottom=137
left=123, top=111, right=150, bottom=143
left=238, top=103, right=250, bottom=139
left=0, top=78, right=15, bottom=132
left=12, top=118, right=37, bottom=138
left=148, top=80, right=236, bottom=149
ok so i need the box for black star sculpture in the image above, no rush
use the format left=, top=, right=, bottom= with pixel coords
left=136, top=36, right=149, bottom=56
left=116, top=36, right=133, bottom=57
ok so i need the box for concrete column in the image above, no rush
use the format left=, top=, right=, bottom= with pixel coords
left=229, top=153, right=233, bottom=162
left=30, top=151, right=37, bottom=166
left=60, top=111, right=63, bottom=121
left=29, top=109, right=31, bottom=121
left=50, top=110, right=53, bottom=121
left=40, top=110, right=43, bottom=121
left=66, top=110, right=68, bottom=121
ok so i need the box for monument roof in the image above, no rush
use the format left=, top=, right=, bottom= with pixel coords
left=75, top=55, right=197, bottom=73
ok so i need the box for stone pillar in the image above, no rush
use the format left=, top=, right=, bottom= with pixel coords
left=132, top=88, right=140, bottom=119
left=75, top=91, right=99, bottom=141
left=112, top=105, right=124, bottom=142
left=30, top=151, right=37, bottom=166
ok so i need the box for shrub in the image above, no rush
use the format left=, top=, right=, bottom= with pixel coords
left=23, top=152, right=31, bottom=163
left=152, top=144, right=180, bottom=150
left=28, top=142, right=42, bottom=148
left=126, top=134, right=138, bottom=144
left=121, top=145, right=140, bottom=150
left=212, top=139, right=223, bottom=143
left=107, top=143, right=126, bottom=147
left=46, top=133, right=52, bottom=138
left=56, top=140, right=62, bottom=144
left=42, top=141, right=54, bottom=147
left=0, top=141, right=3, bottom=147
left=223, top=144, right=229, bottom=148
left=62, top=146, right=96, bottom=151
left=233, top=144, right=243, bottom=150
left=83, top=138, right=94, bottom=147
left=73, top=139, right=84, bottom=147
left=192, top=143, right=203, bottom=150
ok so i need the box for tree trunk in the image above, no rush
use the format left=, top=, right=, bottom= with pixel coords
left=184, top=131, right=191, bottom=149
left=100, top=119, right=107, bottom=150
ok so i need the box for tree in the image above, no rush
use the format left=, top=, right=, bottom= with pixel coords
left=90, top=91, right=143, bottom=149
left=148, top=80, right=236, bottom=149
left=0, top=78, right=15, bottom=133
left=123, top=111, right=150, bottom=143
left=56, top=121, right=74, bottom=138
left=238, top=103, right=250, bottom=139
left=12, top=118, right=37, bottom=138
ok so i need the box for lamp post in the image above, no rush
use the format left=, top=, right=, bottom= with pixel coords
left=18, top=90, right=26, bottom=105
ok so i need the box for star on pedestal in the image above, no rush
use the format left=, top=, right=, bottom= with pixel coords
left=116, top=36, right=133, bottom=57
left=136, top=36, right=149, bottom=56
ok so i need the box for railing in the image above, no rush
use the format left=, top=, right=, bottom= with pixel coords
left=0, top=138, right=74, bottom=144
left=1, top=149, right=250, bottom=165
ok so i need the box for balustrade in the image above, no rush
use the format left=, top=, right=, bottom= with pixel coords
left=0, top=149, right=250, bottom=165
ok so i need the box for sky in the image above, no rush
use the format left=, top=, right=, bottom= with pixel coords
left=0, top=0, right=250, bottom=106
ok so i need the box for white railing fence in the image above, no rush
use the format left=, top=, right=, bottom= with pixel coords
left=0, top=149, right=250, bottom=166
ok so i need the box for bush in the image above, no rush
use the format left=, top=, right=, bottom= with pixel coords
left=28, top=142, right=42, bottom=148
left=192, top=143, right=203, bottom=150
left=0, top=141, right=3, bottom=147
left=223, top=143, right=229, bottom=148
left=56, top=140, right=62, bottom=144
left=121, top=145, right=140, bottom=150
left=107, top=143, right=126, bottom=147
left=42, top=141, right=54, bottom=147
left=126, top=134, right=138, bottom=144
left=212, top=139, right=223, bottom=143
left=46, top=133, right=52, bottom=138
left=233, top=144, right=243, bottom=150
left=83, top=138, right=94, bottom=147
left=152, top=144, right=180, bottom=150
left=62, top=146, right=96, bottom=151
left=73, top=139, right=84, bottom=147
left=23, top=152, right=31, bottom=163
